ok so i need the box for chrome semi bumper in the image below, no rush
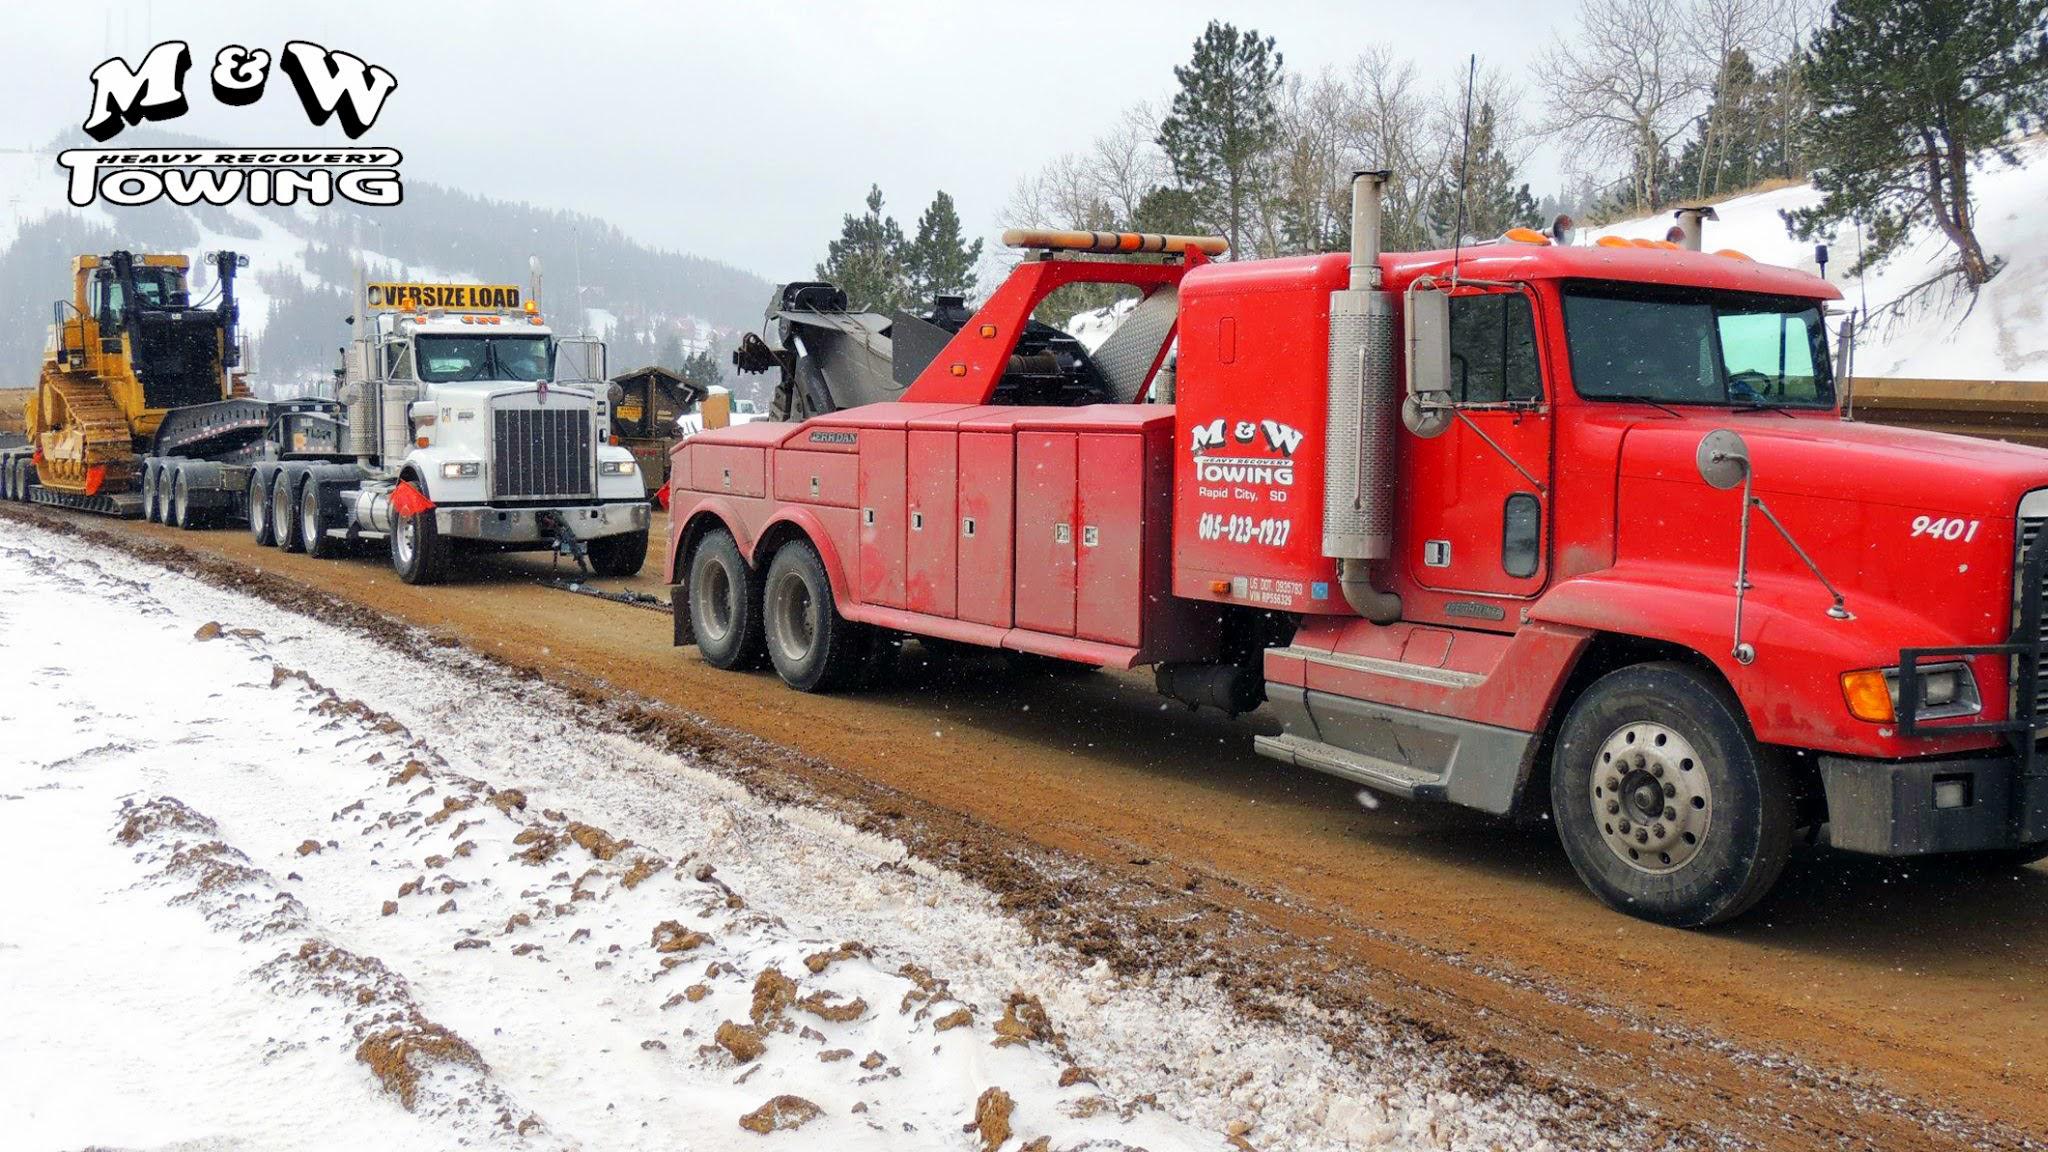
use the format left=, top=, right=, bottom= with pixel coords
left=435, top=501, right=648, bottom=543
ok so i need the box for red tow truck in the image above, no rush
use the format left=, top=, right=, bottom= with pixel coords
left=666, top=173, right=2048, bottom=925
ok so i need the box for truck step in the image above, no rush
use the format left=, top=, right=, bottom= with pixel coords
left=1253, top=732, right=1448, bottom=801
left=29, top=486, right=144, bottom=518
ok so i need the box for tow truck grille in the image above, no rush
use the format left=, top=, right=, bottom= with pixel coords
left=492, top=407, right=592, bottom=500
left=2023, top=513, right=2048, bottom=724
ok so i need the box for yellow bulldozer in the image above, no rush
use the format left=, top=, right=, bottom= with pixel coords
left=0, top=250, right=247, bottom=515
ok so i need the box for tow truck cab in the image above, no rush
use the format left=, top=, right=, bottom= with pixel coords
left=666, top=178, right=2048, bottom=926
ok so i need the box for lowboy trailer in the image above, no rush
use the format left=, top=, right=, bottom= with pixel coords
left=666, top=174, right=2048, bottom=926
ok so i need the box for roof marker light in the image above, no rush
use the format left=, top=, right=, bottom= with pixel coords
left=1715, top=249, right=1753, bottom=262
left=1596, top=236, right=1632, bottom=248
left=1502, top=227, right=1549, bottom=245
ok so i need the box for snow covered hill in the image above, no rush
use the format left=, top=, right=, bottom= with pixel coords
left=1586, top=137, right=2048, bottom=381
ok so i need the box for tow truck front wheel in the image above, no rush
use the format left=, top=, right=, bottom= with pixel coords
left=391, top=506, right=449, bottom=585
left=1551, top=662, right=1794, bottom=927
left=762, top=538, right=869, bottom=693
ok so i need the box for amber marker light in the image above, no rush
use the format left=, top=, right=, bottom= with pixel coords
left=1841, top=670, right=1895, bottom=723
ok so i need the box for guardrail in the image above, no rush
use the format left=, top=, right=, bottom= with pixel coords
left=1850, top=378, right=2048, bottom=448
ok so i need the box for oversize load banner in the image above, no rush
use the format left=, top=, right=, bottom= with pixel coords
left=366, top=283, right=522, bottom=311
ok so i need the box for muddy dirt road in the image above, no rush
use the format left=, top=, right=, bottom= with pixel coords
left=13, top=502, right=2046, bottom=1151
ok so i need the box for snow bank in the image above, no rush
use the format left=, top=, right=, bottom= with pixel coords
left=0, top=524, right=1572, bottom=1151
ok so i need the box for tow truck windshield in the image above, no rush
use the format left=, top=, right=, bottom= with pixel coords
left=1563, top=282, right=1835, bottom=409
left=415, top=334, right=552, bottom=383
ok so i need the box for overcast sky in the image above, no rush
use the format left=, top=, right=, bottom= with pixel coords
left=1, top=1, right=1560, bottom=279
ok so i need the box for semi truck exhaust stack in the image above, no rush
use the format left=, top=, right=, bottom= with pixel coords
left=1672, top=205, right=1718, bottom=252
left=1322, top=171, right=1402, bottom=624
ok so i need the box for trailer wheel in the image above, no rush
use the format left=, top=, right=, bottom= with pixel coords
left=391, top=505, right=448, bottom=585
left=140, top=460, right=162, bottom=522
left=271, top=468, right=305, bottom=552
left=1551, top=661, right=1794, bottom=927
left=301, top=478, right=342, bottom=559
left=686, top=527, right=765, bottom=670
left=247, top=470, right=274, bottom=546
left=762, top=538, right=867, bottom=692
left=171, top=466, right=201, bottom=531
left=586, top=528, right=649, bottom=579
left=2, top=457, right=16, bottom=501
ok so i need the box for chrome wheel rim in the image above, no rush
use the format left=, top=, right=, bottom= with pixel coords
left=173, top=473, right=189, bottom=524
left=301, top=486, right=320, bottom=548
left=768, top=570, right=817, bottom=665
left=271, top=479, right=293, bottom=543
left=143, top=467, right=159, bottom=520
left=694, top=559, right=735, bottom=644
left=1591, top=721, right=1712, bottom=874
left=249, top=478, right=267, bottom=539
left=395, top=514, right=417, bottom=565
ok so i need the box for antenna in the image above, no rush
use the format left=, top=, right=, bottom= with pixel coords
left=1450, top=54, right=1477, bottom=284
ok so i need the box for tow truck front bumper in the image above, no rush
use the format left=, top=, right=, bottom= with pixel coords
left=1823, top=534, right=2048, bottom=855
left=434, top=501, right=648, bottom=544
left=1818, top=747, right=2048, bottom=855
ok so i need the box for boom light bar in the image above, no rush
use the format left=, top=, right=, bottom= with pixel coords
left=1001, top=229, right=1229, bottom=256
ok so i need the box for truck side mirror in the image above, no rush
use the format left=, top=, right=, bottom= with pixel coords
left=1401, top=286, right=1453, bottom=438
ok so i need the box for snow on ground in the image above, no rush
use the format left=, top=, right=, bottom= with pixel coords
left=1586, top=136, right=2048, bottom=380
left=0, top=522, right=1564, bottom=1152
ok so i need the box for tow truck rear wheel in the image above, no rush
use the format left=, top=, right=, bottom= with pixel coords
left=762, top=538, right=868, bottom=692
left=686, top=527, right=765, bottom=670
left=391, top=504, right=448, bottom=585
left=585, top=528, right=648, bottom=579
left=1551, top=661, right=1794, bottom=927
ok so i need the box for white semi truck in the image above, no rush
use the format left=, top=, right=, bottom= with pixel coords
left=244, top=271, right=650, bottom=583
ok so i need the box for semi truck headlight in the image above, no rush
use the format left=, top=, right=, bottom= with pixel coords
left=440, top=461, right=481, bottom=479
left=1841, top=662, right=1982, bottom=723
left=600, top=460, right=636, bottom=476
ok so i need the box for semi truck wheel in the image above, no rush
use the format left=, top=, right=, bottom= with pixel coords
left=301, top=478, right=341, bottom=559
left=247, top=471, right=273, bottom=546
left=686, top=528, right=765, bottom=670
left=586, top=528, right=649, bottom=579
left=1550, top=661, right=1794, bottom=927
left=762, top=538, right=868, bottom=692
left=271, top=468, right=304, bottom=552
left=391, top=506, right=448, bottom=585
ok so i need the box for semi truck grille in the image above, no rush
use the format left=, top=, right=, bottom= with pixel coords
left=492, top=407, right=592, bottom=500
left=2022, top=512, right=2048, bottom=724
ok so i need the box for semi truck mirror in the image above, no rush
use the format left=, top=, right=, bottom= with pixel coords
left=1402, top=286, right=1453, bottom=438
left=1695, top=428, right=1750, bottom=489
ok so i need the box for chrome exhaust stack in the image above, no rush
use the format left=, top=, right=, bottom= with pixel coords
left=1322, top=170, right=1402, bottom=623
left=1672, top=205, right=1718, bottom=252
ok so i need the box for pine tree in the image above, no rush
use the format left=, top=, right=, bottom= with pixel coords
left=1156, top=21, right=1284, bottom=256
left=1788, top=0, right=2048, bottom=287
left=680, top=342, right=722, bottom=392
left=1425, top=103, right=1542, bottom=244
left=817, top=185, right=910, bottom=312
left=903, top=191, right=983, bottom=305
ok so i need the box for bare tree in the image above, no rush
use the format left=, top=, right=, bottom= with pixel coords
left=1089, top=102, right=1171, bottom=228
left=1681, top=0, right=1773, bottom=198
left=1340, top=45, right=1442, bottom=251
left=1261, top=69, right=1352, bottom=255
left=1536, top=0, right=1705, bottom=213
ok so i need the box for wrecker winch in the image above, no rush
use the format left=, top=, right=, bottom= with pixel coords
left=667, top=173, right=2048, bottom=926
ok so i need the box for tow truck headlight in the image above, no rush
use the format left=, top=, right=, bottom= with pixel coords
left=440, top=461, right=481, bottom=479
left=600, top=459, right=636, bottom=476
left=1841, top=662, right=1982, bottom=723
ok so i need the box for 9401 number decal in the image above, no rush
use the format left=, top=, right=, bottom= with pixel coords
left=1911, top=515, right=1981, bottom=542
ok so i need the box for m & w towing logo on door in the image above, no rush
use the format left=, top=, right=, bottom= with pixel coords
left=59, top=40, right=403, bottom=209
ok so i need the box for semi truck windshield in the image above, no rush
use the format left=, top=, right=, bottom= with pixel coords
left=1563, top=283, right=1835, bottom=408
left=415, top=335, right=552, bottom=383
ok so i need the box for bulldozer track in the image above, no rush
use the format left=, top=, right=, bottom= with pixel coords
left=34, top=369, right=141, bottom=494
